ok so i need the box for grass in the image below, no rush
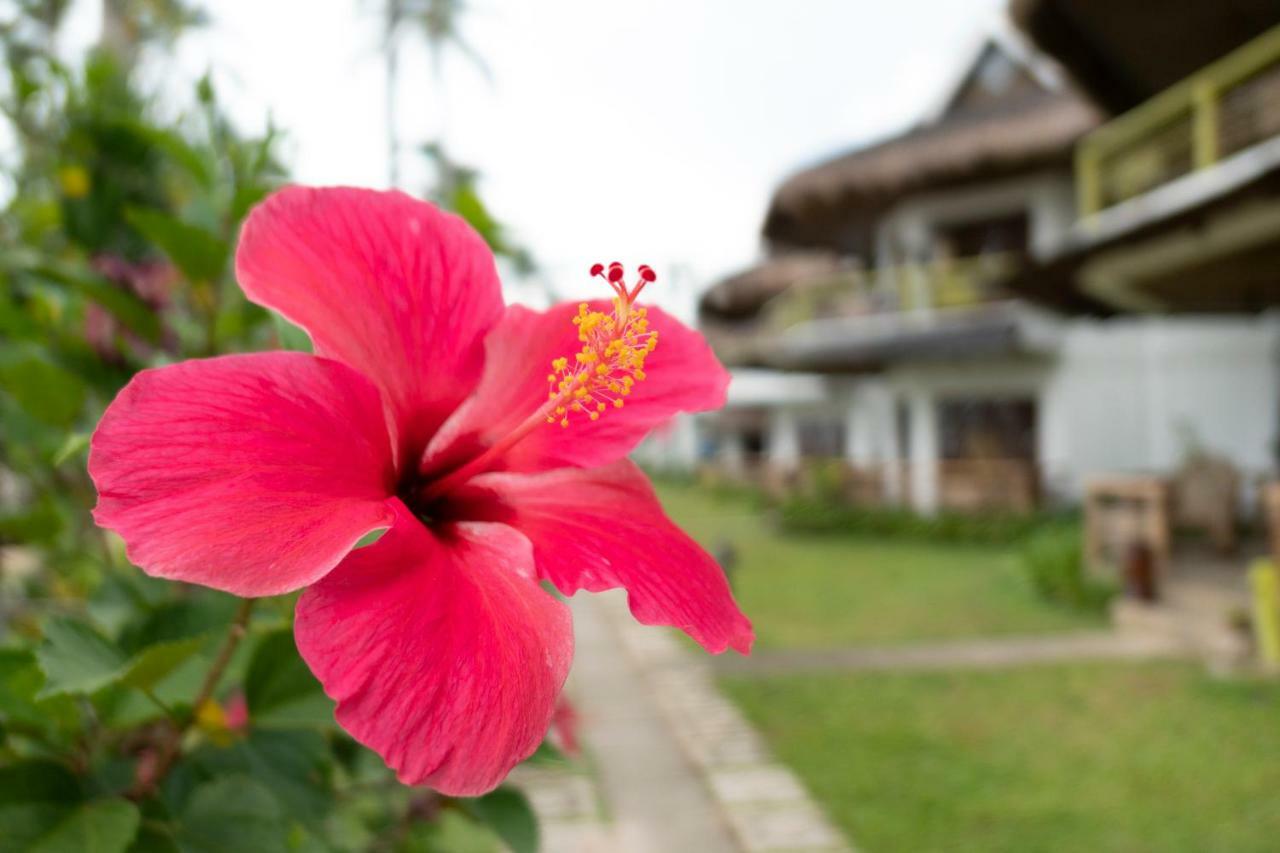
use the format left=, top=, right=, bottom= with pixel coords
left=654, top=482, right=1101, bottom=649
left=723, top=662, right=1280, bottom=852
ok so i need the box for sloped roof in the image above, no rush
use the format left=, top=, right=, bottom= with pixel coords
left=763, top=88, right=1099, bottom=249
left=699, top=252, right=847, bottom=320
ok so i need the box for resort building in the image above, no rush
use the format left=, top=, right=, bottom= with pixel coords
left=696, top=27, right=1280, bottom=515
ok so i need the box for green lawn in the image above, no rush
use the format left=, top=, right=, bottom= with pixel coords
left=655, top=482, right=1100, bottom=649
left=723, top=663, right=1280, bottom=852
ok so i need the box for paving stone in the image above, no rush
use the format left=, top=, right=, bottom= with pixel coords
left=538, top=819, right=618, bottom=853
left=709, top=765, right=809, bottom=804
left=724, top=801, right=850, bottom=852
left=700, top=733, right=772, bottom=767
left=514, top=772, right=599, bottom=821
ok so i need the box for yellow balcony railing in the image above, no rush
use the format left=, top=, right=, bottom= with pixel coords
left=761, top=253, right=1018, bottom=329
left=1077, top=23, right=1280, bottom=218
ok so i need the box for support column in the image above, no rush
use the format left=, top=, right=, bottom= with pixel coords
left=766, top=407, right=801, bottom=471
left=720, top=430, right=746, bottom=480
left=880, top=389, right=904, bottom=505
left=908, top=390, right=939, bottom=515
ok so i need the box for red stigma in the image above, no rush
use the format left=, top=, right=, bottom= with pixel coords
left=588, top=262, right=658, bottom=300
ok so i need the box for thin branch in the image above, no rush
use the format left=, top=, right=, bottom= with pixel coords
left=128, top=597, right=254, bottom=799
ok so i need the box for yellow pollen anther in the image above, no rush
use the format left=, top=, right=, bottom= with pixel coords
left=544, top=264, right=659, bottom=427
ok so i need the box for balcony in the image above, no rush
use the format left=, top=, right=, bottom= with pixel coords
left=1077, top=23, right=1280, bottom=218
left=761, top=252, right=1019, bottom=330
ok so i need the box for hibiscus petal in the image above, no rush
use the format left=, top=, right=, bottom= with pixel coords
left=89, top=353, right=396, bottom=597
left=469, top=461, right=753, bottom=655
left=294, top=502, right=572, bottom=795
left=424, top=300, right=729, bottom=475
left=235, top=186, right=504, bottom=461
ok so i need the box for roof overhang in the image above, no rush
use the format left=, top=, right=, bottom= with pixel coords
left=1010, top=0, right=1280, bottom=113
left=765, top=302, right=1062, bottom=373
left=724, top=368, right=831, bottom=407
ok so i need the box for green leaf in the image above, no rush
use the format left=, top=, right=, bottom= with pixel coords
left=0, top=759, right=81, bottom=805
left=141, top=127, right=215, bottom=190
left=12, top=256, right=162, bottom=343
left=353, top=527, right=388, bottom=549
left=0, top=351, right=87, bottom=428
left=0, top=650, right=80, bottom=735
left=176, top=776, right=289, bottom=853
left=269, top=311, right=312, bottom=353
left=189, top=730, right=332, bottom=827
left=37, top=618, right=205, bottom=699
left=0, top=649, right=44, bottom=721
left=0, top=761, right=82, bottom=853
left=463, top=787, right=538, bottom=853
left=244, top=631, right=334, bottom=728
left=118, top=637, right=206, bottom=692
left=125, top=209, right=228, bottom=283
left=37, top=617, right=128, bottom=698
left=27, top=799, right=140, bottom=853
left=0, top=803, right=71, bottom=853
left=119, top=596, right=238, bottom=650
left=0, top=498, right=63, bottom=544
left=52, top=432, right=91, bottom=466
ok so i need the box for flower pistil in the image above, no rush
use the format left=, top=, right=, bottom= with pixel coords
left=546, top=263, right=659, bottom=428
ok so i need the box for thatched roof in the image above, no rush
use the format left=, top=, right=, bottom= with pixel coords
left=699, top=252, right=848, bottom=320
left=1011, top=0, right=1280, bottom=114
left=762, top=90, right=1100, bottom=250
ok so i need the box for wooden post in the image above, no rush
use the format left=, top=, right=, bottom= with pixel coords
left=1249, top=560, right=1280, bottom=667
left=1076, top=142, right=1103, bottom=220
left=1191, top=81, right=1219, bottom=170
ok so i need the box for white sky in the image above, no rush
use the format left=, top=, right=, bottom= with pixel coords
left=58, top=0, right=1009, bottom=314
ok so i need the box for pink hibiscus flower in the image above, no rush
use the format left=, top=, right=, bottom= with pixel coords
left=88, top=186, right=752, bottom=796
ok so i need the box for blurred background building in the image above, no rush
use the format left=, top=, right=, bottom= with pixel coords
left=666, top=1, right=1280, bottom=526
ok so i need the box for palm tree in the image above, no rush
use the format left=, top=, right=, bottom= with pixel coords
left=100, top=0, right=205, bottom=67
left=379, top=0, right=486, bottom=187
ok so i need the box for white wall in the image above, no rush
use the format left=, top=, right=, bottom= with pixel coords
left=843, top=315, right=1280, bottom=510
left=1042, top=316, right=1280, bottom=503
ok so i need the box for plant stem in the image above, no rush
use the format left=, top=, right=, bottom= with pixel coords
left=190, top=598, right=254, bottom=712
left=129, top=598, right=254, bottom=798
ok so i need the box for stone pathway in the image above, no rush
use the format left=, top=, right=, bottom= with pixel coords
left=515, top=590, right=851, bottom=852
left=713, top=630, right=1185, bottom=679
left=595, top=591, right=851, bottom=853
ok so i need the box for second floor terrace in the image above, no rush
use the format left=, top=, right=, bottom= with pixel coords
left=700, top=252, right=1059, bottom=372
left=1008, top=8, right=1280, bottom=315
left=1076, top=23, right=1280, bottom=221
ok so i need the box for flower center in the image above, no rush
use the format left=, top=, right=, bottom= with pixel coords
left=545, top=262, right=659, bottom=427
left=413, top=262, right=659, bottom=507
